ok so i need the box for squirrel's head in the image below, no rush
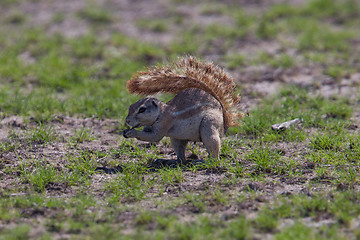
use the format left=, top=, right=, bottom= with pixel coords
left=125, top=98, right=162, bottom=128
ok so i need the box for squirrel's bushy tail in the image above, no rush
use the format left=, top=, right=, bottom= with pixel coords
left=126, top=56, right=241, bottom=128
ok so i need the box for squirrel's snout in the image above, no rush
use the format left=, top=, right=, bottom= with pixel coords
left=124, top=118, right=131, bottom=128
left=125, top=117, right=140, bottom=129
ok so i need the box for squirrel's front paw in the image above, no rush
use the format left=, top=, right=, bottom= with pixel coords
left=122, top=128, right=136, bottom=138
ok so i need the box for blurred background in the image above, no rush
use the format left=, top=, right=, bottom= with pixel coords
left=0, top=0, right=359, bottom=120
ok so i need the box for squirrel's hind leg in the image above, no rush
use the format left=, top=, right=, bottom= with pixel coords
left=200, top=118, right=221, bottom=161
left=170, top=138, right=188, bottom=164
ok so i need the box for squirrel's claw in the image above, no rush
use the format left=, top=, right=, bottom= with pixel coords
left=123, top=128, right=136, bottom=138
left=123, top=128, right=132, bottom=138
left=122, top=129, right=129, bottom=138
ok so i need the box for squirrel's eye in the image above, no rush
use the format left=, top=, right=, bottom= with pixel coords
left=138, top=107, right=146, bottom=113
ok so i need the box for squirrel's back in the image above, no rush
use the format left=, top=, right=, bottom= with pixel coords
left=167, top=88, right=222, bottom=118
left=126, top=56, right=241, bottom=129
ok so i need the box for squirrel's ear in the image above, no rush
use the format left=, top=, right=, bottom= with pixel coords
left=151, top=99, right=158, bottom=108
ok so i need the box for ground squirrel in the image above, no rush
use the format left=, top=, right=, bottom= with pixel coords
left=123, top=56, right=241, bottom=164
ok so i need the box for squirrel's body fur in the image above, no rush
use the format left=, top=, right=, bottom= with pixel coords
left=123, top=56, right=240, bottom=163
